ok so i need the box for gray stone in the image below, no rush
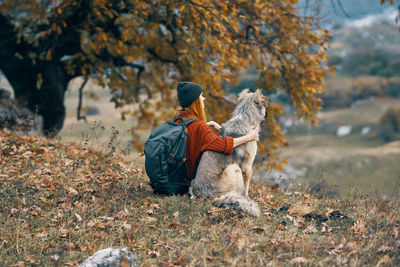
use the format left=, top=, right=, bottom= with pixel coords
left=360, top=126, right=371, bottom=136
left=0, top=98, right=42, bottom=134
left=253, top=163, right=306, bottom=189
left=336, top=125, right=352, bottom=137
left=79, top=247, right=138, bottom=267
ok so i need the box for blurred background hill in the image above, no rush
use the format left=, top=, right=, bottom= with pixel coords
left=207, top=1, right=400, bottom=197
left=261, top=1, right=400, bottom=197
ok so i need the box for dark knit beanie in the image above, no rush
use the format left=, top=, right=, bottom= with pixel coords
left=177, top=82, right=203, bottom=108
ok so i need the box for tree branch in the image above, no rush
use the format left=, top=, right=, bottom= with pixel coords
left=335, top=0, right=351, bottom=18
left=77, top=76, right=88, bottom=122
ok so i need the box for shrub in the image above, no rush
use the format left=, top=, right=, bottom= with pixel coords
left=322, top=76, right=354, bottom=108
left=351, top=76, right=388, bottom=101
left=377, top=124, right=396, bottom=142
left=378, top=107, right=400, bottom=141
left=322, top=75, right=397, bottom=109
left=387, top=77, right=400, bottom=98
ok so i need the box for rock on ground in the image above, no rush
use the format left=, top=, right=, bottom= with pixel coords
left=336, top=125, right=352, bottom=137
left=0, top=89, right=42, bottom=134
left=78, top=247, right=138, bottom=267
left=253, top=163, right=306, bottom=189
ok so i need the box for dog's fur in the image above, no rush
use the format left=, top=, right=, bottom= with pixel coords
left=189, top=89, right=268, bottom=217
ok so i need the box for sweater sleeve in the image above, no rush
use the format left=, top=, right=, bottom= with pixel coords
left=196, top=121, right=234, bottom=154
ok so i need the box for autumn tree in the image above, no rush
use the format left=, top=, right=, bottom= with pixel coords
left=0, top=0, right=333, bottom=167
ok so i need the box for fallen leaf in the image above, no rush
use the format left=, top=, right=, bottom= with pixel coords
left=87, top=220, right=97, bottom=227
left=252, top=227, right=264, bottom=234
left=96, top=222, right=106, bottom=229
left=121, top=256, right=130, bottom=267
left=0, top=240, right=8, bottom=250
left=51, top=255, right=60, bottom=261
left=15, top=197, right=25, bottom=208
left=269, top=184, right=279, bottom=191
left=290, top=257, right=309, bottom=264
left=294, top=216, right=305, bottom=227
left=377, top=245, right=393, bottom=253
left=325, top=208, right=334, bottom=217
left=59, top=228, right=69, bottom=238
left=329, top=244, right=343, bottom=255
left=150, top=203, right=160, bottom=209
left=145, top=216, right=157, bottom=223
left=172, top=257, right=185, bottom=266
left=60, top=201, right=72, bottom=210
left=224, top=249, right=231, bottom=258
left=168, top=222, right=178, bottom=228
left=25, top=254, right=37, bottom=264
left=303, top=225, right=317, bottom=234
left=122, top=221, right=132, bottom=230
left=288, top=204, right=313, bottom=217
left=74, top=212, right=82, bottom=221
left=236, top=236, right=246, bottom=251
left=345, top=241, right=357, bottom=251
left=321, top=223, right=332, bottom=233
left=376, top=255, right=392, bottom=266
left=67, top=187, right=78, bottom=195
left=276, top=223, right=286, bottom=230
left=10, top=208, right=18, bottom=215
left=351, top=220, right=367, bottom=234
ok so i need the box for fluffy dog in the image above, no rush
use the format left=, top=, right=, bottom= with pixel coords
left=189, top=89, right=268, bottom=216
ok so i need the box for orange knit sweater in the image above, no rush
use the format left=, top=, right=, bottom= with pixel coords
left=176, top=110, right=234, bottom=178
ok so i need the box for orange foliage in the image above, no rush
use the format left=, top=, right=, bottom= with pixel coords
left=0, top=0, right=334, bottom=169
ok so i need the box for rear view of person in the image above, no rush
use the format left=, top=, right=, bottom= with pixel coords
left=144, top=82, right=258, bottom=195
left=175, top=82, right=259, bottom=181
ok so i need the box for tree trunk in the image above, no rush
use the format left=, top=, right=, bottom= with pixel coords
left=0, top=14, right=69, bottom=137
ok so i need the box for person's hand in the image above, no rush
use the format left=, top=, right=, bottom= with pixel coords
left=207, top=121, right=222, bottom=133
left=246, top=127, right=259, bottom=142
left=233, top=127, right=259, bottom=148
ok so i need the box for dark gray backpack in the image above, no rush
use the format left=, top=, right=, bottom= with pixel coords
left=144, top=116, right=197, bottom=195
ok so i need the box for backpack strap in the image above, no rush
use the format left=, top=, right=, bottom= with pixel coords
left=171, top=116, right=198, bottom=127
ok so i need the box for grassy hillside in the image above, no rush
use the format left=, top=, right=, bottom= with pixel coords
left=1, top=129, right=399, bottom=266
left=280, top=97, right=400, bottom=197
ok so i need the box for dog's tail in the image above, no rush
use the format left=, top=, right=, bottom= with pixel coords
left=215, top=191, right=261, bottom=217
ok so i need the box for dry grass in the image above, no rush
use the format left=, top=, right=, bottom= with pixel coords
left=1, top=129, right=399, bottom=266
left=319, top=97, right=400, bottom=126
left=281, top=134, right=400, bottom=197
left=280, top=96, right=400, bottom=197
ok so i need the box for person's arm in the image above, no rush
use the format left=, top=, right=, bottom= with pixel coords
left=207, top=121, right=259, bottom=147
left=198, top=122, right=259, bottom=154
left=233, top=128, right=259, bottom=148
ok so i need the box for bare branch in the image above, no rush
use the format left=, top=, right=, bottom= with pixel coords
left=335, top=0, right=351, bottom=18
left=77, top=76, right=88, bottom=122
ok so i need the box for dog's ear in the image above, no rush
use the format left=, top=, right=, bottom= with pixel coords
left=255, top=89, right=269, bottom=107
left=237, top=88, right=250, bottom=101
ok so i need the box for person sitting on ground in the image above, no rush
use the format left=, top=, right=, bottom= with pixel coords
left=175, top=82, right=259, bottom=179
